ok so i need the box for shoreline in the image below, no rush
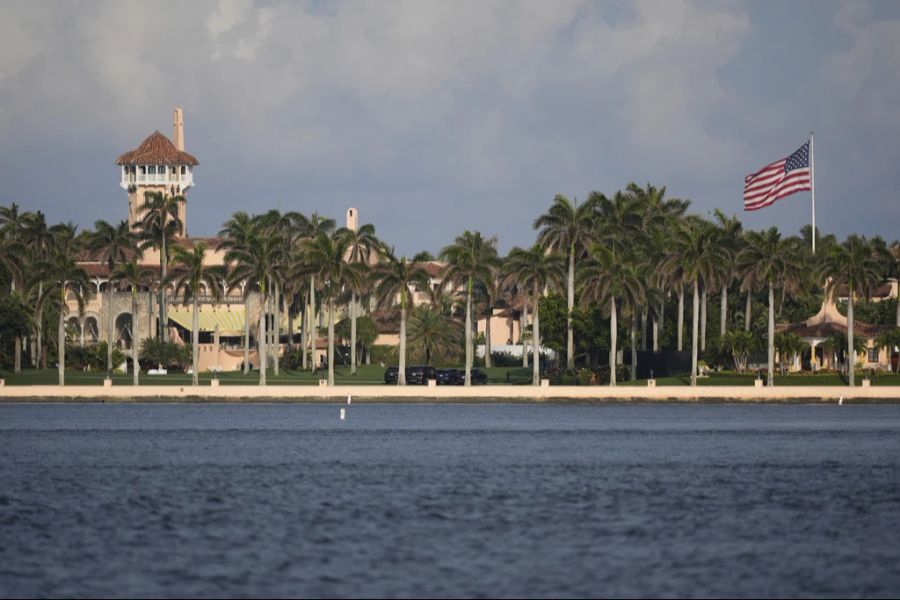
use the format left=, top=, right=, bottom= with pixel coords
left=3, top=384, right=900, bottom=403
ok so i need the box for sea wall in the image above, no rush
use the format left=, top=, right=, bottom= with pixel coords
left=2, top=384, right=899, bottom=403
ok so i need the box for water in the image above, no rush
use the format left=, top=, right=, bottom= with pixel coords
left=1, top=403, right=899, bottom=598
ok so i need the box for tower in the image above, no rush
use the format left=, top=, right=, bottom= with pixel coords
left=116, top=108, right=198, bottom=235
left=346, top=207, right=358, bottom=232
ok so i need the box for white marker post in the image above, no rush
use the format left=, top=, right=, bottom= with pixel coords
left=340, top=408, right=346, bottom=420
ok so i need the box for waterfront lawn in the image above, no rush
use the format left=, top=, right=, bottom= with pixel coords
left=0, top=366, right=536, bottom=386
left=620, top=372, right=900, bottom=386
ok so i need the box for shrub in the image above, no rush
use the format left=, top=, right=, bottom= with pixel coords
left=139, top=338, right=190, bottom=372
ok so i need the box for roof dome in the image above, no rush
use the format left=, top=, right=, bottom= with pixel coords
left=115, top=131, right=199, bottom=166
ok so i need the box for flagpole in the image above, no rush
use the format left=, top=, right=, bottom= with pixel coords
left=810, top=131, right=816, bottom=254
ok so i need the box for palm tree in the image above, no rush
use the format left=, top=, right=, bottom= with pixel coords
left=24, top=211, right=55, bottom=368
left=534, top=194, right=596, bottom=370
left=503, top=244, right=564, bottom=386
left=816, top=235, right=882, bottom=386
left=370, top=249, right=432, bottom=385
left=219, top=211, right=258, bottom=375
left=169, top=241, right=225, bottom=386
left=225, top=227, right=282, bottom=385
left=136, top=192, right=185, bottom=342
left=408, top=304, right=462, bottom=365
left=0, top=203, right=32, bottom=372
left=111, top=259, right=149, bottom=386
left=299, top=232, right=365, bottom=386
left=662, top=220, right=727, bottom=386
left=292, top=212, right=336, bottom=371
left=736, top=228, right=804, bottom=386
left=440, top=231, right=500, bottom=386
left=87, top=219, right=137, bottom=373
left=577, top=244, right=643, bottom=386
left=875, top=328, right=900, bottom=373
left=712, top=210, right=742, bottom=338
left=337, top=223, right=381, bottom=375
left=34, top=224, right=91, bottom=386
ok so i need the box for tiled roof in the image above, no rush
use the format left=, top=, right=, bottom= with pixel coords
left=835, top=282, right=893, bottom=298
left=777, top=320, right=891, bottom=339
left=116, top=131, right=199, bottom=166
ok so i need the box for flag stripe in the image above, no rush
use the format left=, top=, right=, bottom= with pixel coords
left=744, top=171, right=811, bottom=203
left=743, top=141, right=811, bottom=211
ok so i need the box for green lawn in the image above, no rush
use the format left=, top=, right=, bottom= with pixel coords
left=4, top=367, right=898, bottom=387
left=0, top=366, right=537, bottom=386
left=619, top=372, right=900, bottom=387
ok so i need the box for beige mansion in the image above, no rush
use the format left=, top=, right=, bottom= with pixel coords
left=69, top=109, right=525, bottom=373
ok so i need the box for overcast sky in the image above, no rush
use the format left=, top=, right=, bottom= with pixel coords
left=2, top=0, right=899, bottom=255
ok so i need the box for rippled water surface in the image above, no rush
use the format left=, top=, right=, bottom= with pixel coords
left=1, top=403, right=899, bottom=598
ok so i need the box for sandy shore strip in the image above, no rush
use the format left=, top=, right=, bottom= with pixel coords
left=3, top=384, right=900, bottom=403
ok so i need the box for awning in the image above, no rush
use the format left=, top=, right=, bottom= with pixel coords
left=167, top=306, right=294, bottom=336
left=168, top=307, right=246, bottom=336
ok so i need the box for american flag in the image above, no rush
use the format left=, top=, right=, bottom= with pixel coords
left=744, top=141, right=812, bottom=211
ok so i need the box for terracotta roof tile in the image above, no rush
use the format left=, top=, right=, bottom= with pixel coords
left=777, top=320, right=892, bottom=339
left=116, top=131, right=199, bottom=166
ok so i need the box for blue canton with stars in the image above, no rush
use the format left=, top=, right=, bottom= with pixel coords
left=785, top=141, right=810, bottom=173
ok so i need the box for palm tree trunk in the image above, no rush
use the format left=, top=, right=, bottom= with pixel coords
left=567, top=247, right=575, bottom=370
left=677, top=285, right=684, bottom=352
left=161, top=234, right=168, bottom=343
left=350, top=290, right=357, bottom=375
left=767, top=282, right=774, bottom=387
left=691, top=279, right=699, bottom=386
left=848, top=289, right=855, bottom=387
left=80, top=315, right=85, bottom=348
left=399, top=297, right=407, bottom=386
left=700, top=286, right=707, bottom=352
left=107, top=284, right=113, bottom=372
left=485, top=304, right=493, bottom=368
left=652, top=310, right=659, bottom=353
left=744, top=290, right=752, bottom=332
left=532, top=284, right=540, bottom=386
left=896, top=293, right=900, bottom=328
left=37, top=281, right=44, bottom=368
left=465, top=280, right=473, bottom=386
left=720, top=287, right=728, bottom=337
left=259, top=289, right=267, bottom=386
left=243, top=292, right=250, bottom=375
left=132, top=287, right=139, bottom=386
left=327, top=297, right=335, bottom=386
left=521, top=293, right=528, bottom=368
left=273, top=282, right=280, bottom=375
left=641, top=308, right=648, bottom=351
left=286, top=295, right=294, bottom=352
left=630, top=313, right=637, bottom=381
left=300, top=301, right=308, bottom=370
left=308, top=278, right=316, bottom=372
left=192, top=295, right=199, bottom=386
left=609, top=298, right=617, bottom=387
left=14, top=336, right=21, bottom=372
left=58, top=287, right=65, bottom=386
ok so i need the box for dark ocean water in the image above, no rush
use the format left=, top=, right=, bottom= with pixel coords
left=1, top=403, right=898, bottom=598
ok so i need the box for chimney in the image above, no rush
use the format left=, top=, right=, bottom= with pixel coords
left=173, top=107, right=184, bottom=151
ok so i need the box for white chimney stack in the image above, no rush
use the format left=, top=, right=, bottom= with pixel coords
left=173, top=107, right=184, bottom=151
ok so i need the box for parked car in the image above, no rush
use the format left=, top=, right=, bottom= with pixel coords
left=383, top=366, right=400, bottom=384
left=407, top=365, right=436, bottom=385
left=435, top=368, right=463, bottom=385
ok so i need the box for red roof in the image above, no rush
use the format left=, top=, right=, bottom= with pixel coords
left=777, top=320, right=891, bottom=339
left=116, top=131, right=199, bottom=166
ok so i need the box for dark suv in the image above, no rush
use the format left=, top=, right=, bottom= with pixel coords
left=470, top=368, right=488, bottom=385
left=406, top=365, right=437, bottom=385
left=383, top=366, right=400, bottom=384
left=435, top=368, right=463, bottom=385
